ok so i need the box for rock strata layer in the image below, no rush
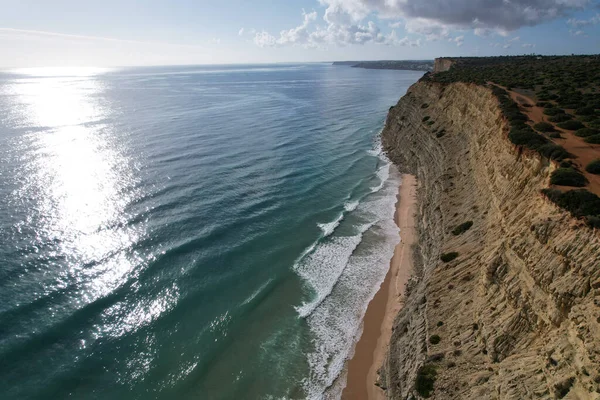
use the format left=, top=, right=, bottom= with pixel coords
left=380, top=80, right=600, bottom=400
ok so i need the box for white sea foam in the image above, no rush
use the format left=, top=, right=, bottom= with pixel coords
left=370, top=163, right=390, bottom=193
left=317, top=213, right=344, bottom=237
left=297, top=157, right=402, bottom=399
left=294, top=222, right=375, bottom=318
left=343, top=200, right=359, bottom=212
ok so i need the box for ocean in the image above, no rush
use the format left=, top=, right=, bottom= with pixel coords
left=0, top=64, right=422, bottom=399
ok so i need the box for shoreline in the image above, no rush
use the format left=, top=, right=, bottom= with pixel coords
left=341, top=173, right=417, bottom=400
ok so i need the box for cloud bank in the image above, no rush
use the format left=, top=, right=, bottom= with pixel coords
left=252, top=0, right=590, bottom=48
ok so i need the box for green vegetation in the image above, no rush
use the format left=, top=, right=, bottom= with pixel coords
left=422, top=116, right=430, bottom=122
left=437, top=321, right=444, bottom=327
left=585, top=135, right=600, bottom=144
left=557, top=120, right=585, bottom=130
left=533, top=122, right=554, bottom=132
left=542, top=189, right=600, bottom=228
left=452, top=221, right=473, bottom=235
left=415, top=365, right=437, bottom=398
left=429, top=335, right=441, bottom=344
left=586, top=159, right=600, bottom=174
left=548, top=114, right=572, bottom=123
left=544, top=107, right=564, bottom=116
left=492, top=86, right=570, bottom=161
left=440, top=252, right=459, bottom=262
left=550, top=168, right=588, bottom=187
left=574, top=128, right=598, bottom=137
left=436, top=130, right=446, bottom=138
left=421, top=103, right=429, bottom=109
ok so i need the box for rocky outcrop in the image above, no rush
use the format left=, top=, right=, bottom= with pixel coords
left=380, top=80, right=600, bottom=399
left=433, top=58, right=454, bottom=73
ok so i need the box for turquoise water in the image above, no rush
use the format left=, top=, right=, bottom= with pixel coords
left=0, top=64, right=421, bottom=399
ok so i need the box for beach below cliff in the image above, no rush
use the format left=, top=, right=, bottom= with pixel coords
left=341, top=173, right=417, bottom=400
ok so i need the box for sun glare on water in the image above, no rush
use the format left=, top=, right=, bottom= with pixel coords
left=7, top=66, right=166, bottom=327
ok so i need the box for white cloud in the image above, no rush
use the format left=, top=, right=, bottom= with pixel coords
left=522, top=43, right=536, bottom=48
left=567, top=13, right=600, bottom=27
left=238, top=28, right=245, bottom=36
left=253, top=9, right=409, bottom=48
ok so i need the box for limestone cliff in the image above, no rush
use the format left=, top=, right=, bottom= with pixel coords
left=380, top=80, right=600, bottom=399
left=433, top=58, right=454, bottom=73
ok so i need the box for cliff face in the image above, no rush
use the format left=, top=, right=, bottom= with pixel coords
left=380, top=81, right=600, bottom=399
left=433, top=58, right=454, bottom=73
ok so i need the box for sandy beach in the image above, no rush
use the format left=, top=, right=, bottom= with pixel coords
left=341, top=173, right=417, bottom=400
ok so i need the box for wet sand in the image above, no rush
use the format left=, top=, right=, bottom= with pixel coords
left=341, top=174, right=417, bottom=400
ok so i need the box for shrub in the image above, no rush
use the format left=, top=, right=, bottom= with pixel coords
left=436, top=130, right=446, bottom=138
left=574, top=128, right=599, bottom=137
left=549, top=114, right=572, bottom=123
left=576, top=106, right=595, bottom=116
left=421, top=103, right=429, bottom=109
left=537, top=144, right=571, bottom=161
left=422, top=116, right=430, bottom=122
left=585, top=134, right=600, bottom=144
left=587, top=216, right=600, bottom=229
left=440, top=252, right=459, bottom=262
left=557, top=120, right=585, bottom=130
left=437, top=321, right=444, bottom=327
left=429, top=335, right=441, bottom=345
left=426, top=120, right=435, bottom=126
left=452, top=221, right=473, bottom=235
left=509, top=127, right=548, bottom=149
left=549, top=132, right=562, bottom=139
left=415, top=365, right=437, bottom=398
left=586, top=159, right=600, bottom=175
left=550, top=168, right=588, bottom=187
left=544, top=107, right=564, bottom=116
left=533, top=122, right=555, bottom=132
left=542, top=189, right=600, bottom=225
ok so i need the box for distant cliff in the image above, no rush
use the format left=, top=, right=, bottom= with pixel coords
left=379, top=79, right=600, bottom=399
left=433, top=58, right=454, bottom=73
left=333, top=60, right=433, bottom=72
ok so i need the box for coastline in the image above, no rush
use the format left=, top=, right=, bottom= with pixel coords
left=341, top=173, right=417, bottom=400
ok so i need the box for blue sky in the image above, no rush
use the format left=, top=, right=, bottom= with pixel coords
left=0, top=0, right=599, bottom=67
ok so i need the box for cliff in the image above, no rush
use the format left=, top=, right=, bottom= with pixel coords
left=433, top=58, right=454, bottom=73
left=380, top=80, right=600, bottom=399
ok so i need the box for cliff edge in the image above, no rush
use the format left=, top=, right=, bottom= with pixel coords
left=379, top=80, right=600, bottom=399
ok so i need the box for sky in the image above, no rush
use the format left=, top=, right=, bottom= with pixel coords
left=0, top=0, right=599, bottom=67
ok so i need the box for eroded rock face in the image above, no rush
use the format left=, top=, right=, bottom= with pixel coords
left=433, top=58, right=454, bottom=73
left=380, top=81, right=600, bottom=400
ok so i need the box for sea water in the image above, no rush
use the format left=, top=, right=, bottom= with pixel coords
left=0, top=64, right=422, bottom=399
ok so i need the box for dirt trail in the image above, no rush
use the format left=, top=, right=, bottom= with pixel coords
left=500, top=85, right=600, bottom=195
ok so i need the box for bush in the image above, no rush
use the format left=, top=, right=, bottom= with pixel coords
left=544, top=107, right=564, bottom=116
left=574, top=128, right=599, bottom=137
left=421, top=103, right=429, bottom=109
left=415, top=365, right=437, bottom=398
left=549, top=132, right=563, bottom=139
left=534, top=122, right=555, bottom=132
left=436, top=130, right=446, bottom=138
left=509, top=127, right=548, bottom=149
left=452, top=221, right=473, bottom=235
left=542, top=189, right=600, bottom=226
left=550, top=168, right=588, bottom=187
left=576, top=106, right=595, bottom=116
left=537, top=144, right=571, bottom=161
left=549, top=114, right=572, bottom=123
left=585, top=134, right=600, bottom=144
left=429, top=335, right=441, bottom=344
left=440, top=252, right=459, bottom=262
left=586, top=159, right=600, bottom=174
left=557, top=120, right=585, bottom=130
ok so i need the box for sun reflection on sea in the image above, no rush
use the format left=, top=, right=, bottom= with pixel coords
left=8, top=67, right=164, bottom=318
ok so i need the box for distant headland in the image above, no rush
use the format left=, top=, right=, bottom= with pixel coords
left=333, top=60, right=434, bottom=72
